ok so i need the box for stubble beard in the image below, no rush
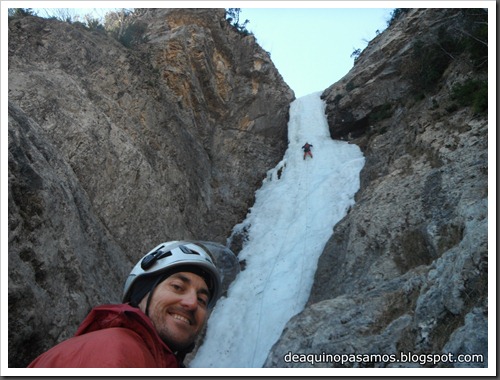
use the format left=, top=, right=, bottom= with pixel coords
left=152, top=308, right=201, bottom=352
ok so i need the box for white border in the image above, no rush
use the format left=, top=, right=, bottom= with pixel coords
left=1, top=1, right=496, bottom=376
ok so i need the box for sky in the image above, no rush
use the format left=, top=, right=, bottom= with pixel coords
left=13, top=2, right=393, bottom=98
left=240, top=7, right=392, bottom=97
left=190, top=92, right=365, bottom=370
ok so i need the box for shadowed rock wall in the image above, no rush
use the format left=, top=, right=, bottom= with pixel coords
left=8, top=8, right=293, bottom=367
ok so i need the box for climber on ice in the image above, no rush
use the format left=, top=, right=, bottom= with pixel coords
left=302, top=142, right=313, bottom=160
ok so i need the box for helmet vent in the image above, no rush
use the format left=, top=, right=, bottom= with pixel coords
left=141, top=246, right=172, bottom=270
left=179, top=245, right=200, bottom=255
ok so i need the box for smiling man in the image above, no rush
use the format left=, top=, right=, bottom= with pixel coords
left=28, top=241, right=222, bottom=368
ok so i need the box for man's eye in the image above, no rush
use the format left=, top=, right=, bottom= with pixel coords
left=198, top=297, right=208, bottom=307
left=170, top=283, right=182, bottom=291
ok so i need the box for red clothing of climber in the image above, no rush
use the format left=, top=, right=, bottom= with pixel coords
left=302, top=142, right=313, bottom=160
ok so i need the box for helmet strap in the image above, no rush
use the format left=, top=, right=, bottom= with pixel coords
left=144, top=274, right=168, bottom=316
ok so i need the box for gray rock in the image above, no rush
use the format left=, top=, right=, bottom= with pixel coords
left=442, top=307, right=488, bottom=368
left=8, top=9, right=292, bottom=367
left=266, top=8, right=488, bottom=368
left=8, top=102, right=129, bottom=367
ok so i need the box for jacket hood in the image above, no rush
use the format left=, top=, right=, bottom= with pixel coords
left=75, top=303, right=179, bottom=366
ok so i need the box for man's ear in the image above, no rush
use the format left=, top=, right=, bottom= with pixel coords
left=137, top=292, right=151, bottom=314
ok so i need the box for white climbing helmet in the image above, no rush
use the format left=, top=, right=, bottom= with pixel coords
left=123, top=241, right=222, bottom=309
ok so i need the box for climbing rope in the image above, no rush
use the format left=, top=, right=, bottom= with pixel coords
left=249, top=146, right=312, bottom=367
left=295, top=152, right=311, bottom=313
left=249, top=208, right=291, bottom=367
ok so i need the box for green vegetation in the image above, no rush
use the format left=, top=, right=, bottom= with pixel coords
left=387, top=8, right=410, bottom=27
left=8, top=8, right=37, bottom=17
left=84, top=16, right=105, bottom=32
left=345, top=80, right=356, bottom=92
left=8, top=8, right=147, bottom=48
left=350, top=8, right=402, bottom=64
left=333, top=94, right=343, bottom=104
left=104, top=9, right=148, bottom=48
left=368, top=103, right=393, bottom=124
left=451, top=79, right=488, bottom=115
left=225, top=8, right=250, bottom=36
left=350, top=48, right=362, bottom=63
left=401, top=8, right=488, bottom=110
left=9, top=8, right=254, bottom=47
left=405, top=38, right=454, bottom=95
left=459, top=9, right=488, bottom=70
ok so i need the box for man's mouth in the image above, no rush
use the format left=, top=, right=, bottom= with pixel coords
left=171, top=312, right=192, bottom=325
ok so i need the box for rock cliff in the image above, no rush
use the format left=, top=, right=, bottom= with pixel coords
left=265, top=9, right=488, bottom=368
left=8, top=9, right=293, bottom=367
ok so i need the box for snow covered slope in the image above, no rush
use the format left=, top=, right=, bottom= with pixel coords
left=191, top=92, right=365, bottom=368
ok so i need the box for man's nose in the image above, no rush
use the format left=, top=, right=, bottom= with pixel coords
left=180, top=290, right=198, bottom=310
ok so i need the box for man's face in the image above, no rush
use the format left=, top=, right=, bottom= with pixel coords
left=139, top=271, right=210, bottom=351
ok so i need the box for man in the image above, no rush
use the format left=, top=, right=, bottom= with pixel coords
left=28, top=241, right=222, bottom=368
left=302, top=142, right=313, bottom=160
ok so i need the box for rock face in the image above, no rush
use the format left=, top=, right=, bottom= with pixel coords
left=265, top=9, right=488, bottom=368
left=8, top=9, right=293, bottom=367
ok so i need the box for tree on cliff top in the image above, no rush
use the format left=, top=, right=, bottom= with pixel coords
left=226, top=8, right=250, bottom=36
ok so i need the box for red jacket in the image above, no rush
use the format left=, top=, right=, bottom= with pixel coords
left=28, top=304, right=180, bottom=368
